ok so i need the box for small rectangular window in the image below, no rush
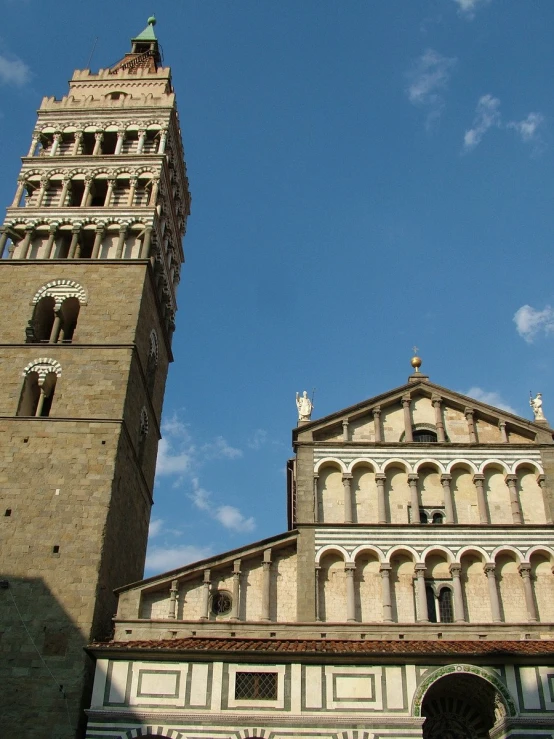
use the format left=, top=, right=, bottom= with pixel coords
left=235, top=672, right=277, bottom=700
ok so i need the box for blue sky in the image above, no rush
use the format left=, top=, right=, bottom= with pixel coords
left=1, top=1, right=554, bottom=575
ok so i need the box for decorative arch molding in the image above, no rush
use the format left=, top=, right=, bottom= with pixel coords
left=314, top=457, right=347, bottom=474
left=479, top=458, right=510, bottom=474
left=490, top=545, right=524, bottom=563
left=382, top=457, right=411, bottom=473
left=420, top=544, right=454, bottom=564
left=384, top=544, right=419, bottom=564
left=512, top=458, right=544, bottom=475
left=22, top=358, right=62, bottom=381
left=411, top=663, right=518, bottom=718
left=456, top=545, right=489, bottom=562
left=446, top=458, right=478, bottom=474
left=32, top=280, right=87, bottom=309
left=351, top=544, right=385, bottom=564
left=414, top=458, right=446, bottom=474
left=120, top=728, right=178, bottom=739
left=524, top=544, right=554, bottom=564
left=315, top=544, right=349, bottom=564
left=347, top=457, right=378, bottom=473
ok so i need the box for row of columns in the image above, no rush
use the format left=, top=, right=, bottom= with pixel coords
left=12, top=174, right=160, bottom=210
left=28, top=128, right=168, bottom=158
left=0, top=223, right=154, bottom=261
left=318, top=470, right=547, bottom=525
left=341, top=396, right=511, bottom=445
left=316, top=561, right=543, bottom=624
left=196, top=548, right=273, bottom=622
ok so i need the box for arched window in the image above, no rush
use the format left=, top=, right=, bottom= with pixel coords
left=17, top=360, right=61, bottom=417
left=27, top=296, right=56, bottom=343
left=432, top=512, right=444, bottom=525
left=413, top=430, right=438, bottom=443
left=29, top=281, right=86, bottom=344
left=419, top=510, right=428, bottom=524
left=426, top=585, right=437, bottom=623
left=438, top=588, right=454, bottom=623
left=146, top=329, right=159, bottom=394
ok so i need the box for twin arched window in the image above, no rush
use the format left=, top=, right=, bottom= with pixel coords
left=27, top=281, right=87, bottom=344
left=17, top=359, right=62, bottom=417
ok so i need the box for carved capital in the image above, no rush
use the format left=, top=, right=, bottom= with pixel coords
left=94, top=131, right=104, bottom=141
left=518, top=563, right=531, bottom=578
left=440, top=474, right=452, bottom=484
left=415, top=564, right=427, bottom=576
left=449, top=563, right=462, bottom=577
left=379, top=563, right=392, bottom=575
left=373, top=405, right=381, bottom=417
left=342, top=473, right=353, bottom=482
left=464, top=407, right=475, bottom=419
left=402, top=395, right=411, bottom=407
left=505, top=474, right=518, bottom=486
left=375, top=473, right=386, bottom=483
left=408, top=473, right=419, bottom=484
left=473, top=474, right=485, bottom=484
left=431, top=395, right=442, bottom=406
left=484, top=564, right=496, bottom=577
left=537, top=474, right=546, bottom=488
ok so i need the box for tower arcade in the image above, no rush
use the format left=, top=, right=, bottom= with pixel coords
left=0, top=19, right=190, bottom=738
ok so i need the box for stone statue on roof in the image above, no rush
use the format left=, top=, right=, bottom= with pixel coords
left=296, top=390, right=313, bottom=421
left=530, top=392, right=546, bottom=421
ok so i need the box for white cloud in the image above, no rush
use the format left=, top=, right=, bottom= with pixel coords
left=507, top=112, right=545, bottom=143
left=189, top=478, right=255, bottom=533
left=214, top=505, right=255, bottom=533
left=464, top=387, right=517, bottom=415
left=145, top=544, right=214, bottom=573
left=463, top=94, right=501, bottom=151
left=513, top=304, right=554, bottom=343
left=247, top=428, right=268, bottom=450
left=148, top=518, right=164, bottom=537
left=0, top=53, right=31, bottom=86
left=406, top=49, right=457, bottom=127
left=202, top=436, right=243, bottom=460
left=453, top=0, right=490, bottom=19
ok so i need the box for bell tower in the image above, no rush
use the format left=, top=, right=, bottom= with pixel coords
left=0, top=18, right=190, bottom=738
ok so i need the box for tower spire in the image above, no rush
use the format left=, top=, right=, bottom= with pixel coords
left=110, top=16, right=162, bottom=74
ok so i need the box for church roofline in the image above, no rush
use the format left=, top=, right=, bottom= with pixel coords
left=115, top=529, right=298, bottom=593
left=293, top=378, right=553, bottom=442
left=88, top=636, right=554, bottom=664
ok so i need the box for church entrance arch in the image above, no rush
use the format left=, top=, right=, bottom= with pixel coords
left=413, top=665, right=517, bottom=739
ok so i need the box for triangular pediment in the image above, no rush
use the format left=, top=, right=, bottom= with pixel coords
left=295, top=378, right=552, bottom=446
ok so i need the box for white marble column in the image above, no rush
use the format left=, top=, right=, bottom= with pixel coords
left=465, top=408, right=477, bottom=443
left=373, top=406, right=382, bottom=442
left=92, top=131, right=103, bottom=155
left=128, top=176, right=138, bottom=207
left=261, top=549, right=272, bottom=621
left=432, top=395, right=446, bottom=442
left=449, top=563, right=465, bottom=622
left=230, top=559, right=241, bottom=620
left=345, top=564, right=356, bottom=622
left=168, top=579, right=179, bottom=619
left=158, top=128, right=168, bottom=154
left=27, top=130, right=40, bottom=157
left=81, top=177, right=93, bottom=207
left=67, top=225, right=81, bottom=259
left=313, top=473, right=319, bottom=523
left=114, top=129, right=125, bottom=155
left=44, top=224, right=58, bottom=260
left=415, top=564, right=429, bottom=622
left=402, top=396, right=413, bottom=442
left=518, top=564, right=538, bottom=622
left=0, top=228, right=8, bottom=259
left=137, top=129, right=147, bottom=154
left=505, top=475, right=523, bottom=524
left=484, top=564, right=502, bottom=622
left=149, top=177, right=160, bottom=206
left=59, top=177, right=71, bottom=207
left=408, top=473, right=420, bottom=523
left=343, top=473, right=353, bottom=524
left=19, top=226, right=34, bottom=259
left=72, top=130, right=83, bottom=156
left=12, top=178, right=26, bottom=207
left=104, top=178, right=115, bottom=207
left=36, top=176, right=48, bottom=208
left=200, top=569, right=211, bottom=620
left=441, top=474, right=455, bottom=524
left=139, top=225, right=153, bottom=258
left=380, top=564, right=393, bottom=622
left=376, top=473, right=387, bottom=524
left=342, top=419, right=349, bottom=442
left=315, top=565, right=322, bottom=621
left=115, top=224, right=127, bottom=259
left=473, top=474, right=489, bottom=524
left=50, top=132, right=62, bottom=157
left=538, top=474, right=553, bottom=524
left=91, top=225, right=105, bottom=259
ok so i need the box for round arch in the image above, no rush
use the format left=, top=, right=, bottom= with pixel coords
left=351, top=544, right=384, bottom=564
left=446, top=458, right=478, bottom=474
left=414, top=458, right=445, bottom=474
left=347, top=458, right=378, bottom=473
left=412, top=663, right=517, bottom=718
left=513, top=459, right=544, bottom=475
left=525, top=545, right=554, bottom=564
left=421, top=545, right=454, bottom=564
left=479, top=459, right=510, bottom=474
left=385, top=544, right=419, bottom=564
left=382, top=458, right=411, bottom=473
left=314, top=457, right=346, bottom=474
left=490, top=545, right=523, bottom=563
left=315, top=544, right=348, bottom=564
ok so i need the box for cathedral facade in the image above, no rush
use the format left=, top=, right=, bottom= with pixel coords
left=85, top=365, right=554, bottom=739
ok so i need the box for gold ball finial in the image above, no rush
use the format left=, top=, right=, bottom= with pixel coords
left=411, top=346, right=422, bottom=372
